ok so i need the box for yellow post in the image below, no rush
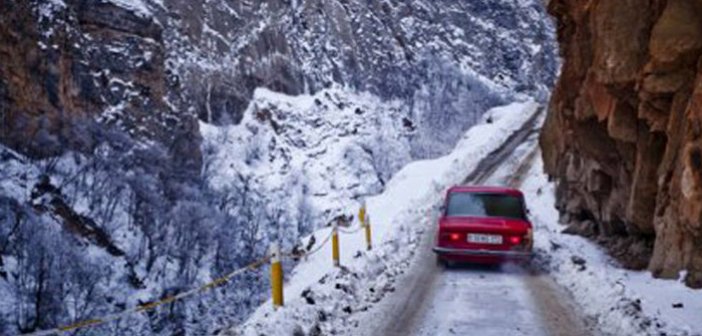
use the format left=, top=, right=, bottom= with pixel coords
left=358, top=200, right=367, bottom=227
left=365, top=215, right=372, bottom=251
left=332, top=221, right=340, bottom=267
left=270, top=243, right=284, bottom=308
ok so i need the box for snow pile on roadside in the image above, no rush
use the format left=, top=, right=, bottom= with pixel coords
left=227, top=101, right=540, bottom=335
left=522, top=157, right=702, bottom=336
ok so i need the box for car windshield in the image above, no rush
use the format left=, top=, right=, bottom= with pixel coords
left=445, top=192, right=526, bottom=220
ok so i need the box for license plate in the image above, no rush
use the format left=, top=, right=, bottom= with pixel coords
left=467, top=233, right=503, bottom=244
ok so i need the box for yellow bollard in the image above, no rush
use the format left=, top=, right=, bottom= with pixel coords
left=358, top=200, right=367, bottom=227
left=332, top=221, right=340, bottom=267
left=270, top=243, right=284, bottom=308
left=365, top=215, right=372, bottom=251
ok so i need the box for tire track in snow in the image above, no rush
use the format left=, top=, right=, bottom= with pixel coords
left=372, top=107, right=593, bottom=336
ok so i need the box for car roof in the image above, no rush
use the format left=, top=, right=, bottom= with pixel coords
left=447, top=185, right=524, bottom=196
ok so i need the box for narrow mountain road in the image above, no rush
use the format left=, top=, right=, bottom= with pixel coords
left=368, top=110, right=596, bottom=336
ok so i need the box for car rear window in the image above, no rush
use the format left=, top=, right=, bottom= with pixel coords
left=445, top=192, right=526, bottom=220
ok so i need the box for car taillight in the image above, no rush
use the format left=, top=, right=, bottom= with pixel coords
left=440, top=232, right=461, bottom=241
left=509, top=236, right=522, bottom=245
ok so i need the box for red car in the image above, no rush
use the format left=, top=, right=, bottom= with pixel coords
left=433, top=186, right=533, bottom=265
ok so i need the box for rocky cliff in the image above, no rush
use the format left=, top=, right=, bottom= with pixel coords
left=541, top=0, right=702, bottom=288
left=0, top=0, right=201, bottom=170
left=1, top=0, right=558, bottom=159
left=156, top=0, right=559, bottom=123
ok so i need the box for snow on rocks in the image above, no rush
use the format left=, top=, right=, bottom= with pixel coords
left=522, top=156, right=702, bottom=336
left=200, top=86, right=414, bottom=251
left=226, top=101, right=540, bottom=335
left=105, top=0, right=152, bottom=18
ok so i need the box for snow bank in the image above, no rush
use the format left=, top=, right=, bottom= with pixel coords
left=522, top=156, right=702, bottom=336
left=228, top=101, right=540, bottom=335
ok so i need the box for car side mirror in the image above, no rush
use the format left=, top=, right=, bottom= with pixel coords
left=439, top=205, right=446, bottom=214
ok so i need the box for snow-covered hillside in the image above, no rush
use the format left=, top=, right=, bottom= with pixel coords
left=0, top=86, right=512, bottom=335
left=201, top=88, right=406, bottom=239
left=201, top=85, right=506, bottom=238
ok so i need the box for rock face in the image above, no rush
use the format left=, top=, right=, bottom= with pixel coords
left=541, top=0, right=702, bottom=287
left=2, top=0, right=558, bottom=164
left=157, top=0, right=559, bottom=125
left=0, top=0, right=200, bottom=170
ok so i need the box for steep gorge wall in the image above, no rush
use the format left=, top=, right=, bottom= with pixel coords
left=2, top=0, right=557, bottom=162
left=160, top=0, right=559, bottom=137
left=541, top=0, right=702, bottom=287
left=0, top=0, right=200, bottom=168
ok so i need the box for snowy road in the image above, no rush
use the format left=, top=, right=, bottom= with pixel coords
left=236, top=102, right=701, bottom=336
left=235, top=103, right=603, bottom=336
left=372, top=112, right=594, bottom=336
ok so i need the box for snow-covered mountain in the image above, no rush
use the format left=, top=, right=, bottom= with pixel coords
left=0, top=1, right=557, bottom=335
left=159, top=0, right=558, bottom=124
left=5, top=0, right=556, bottom=153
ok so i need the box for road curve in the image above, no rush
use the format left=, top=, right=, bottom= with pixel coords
left=369, top=110, right=595, bottom=336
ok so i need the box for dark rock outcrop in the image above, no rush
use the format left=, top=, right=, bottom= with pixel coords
left=541, top=0, right=702, bottom=287
left=0, top=0, right=200, bottom=171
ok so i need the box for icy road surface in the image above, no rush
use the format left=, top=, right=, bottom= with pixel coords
left=373, top=115, right=593, bottom=336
